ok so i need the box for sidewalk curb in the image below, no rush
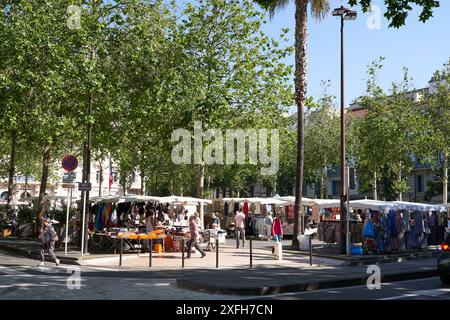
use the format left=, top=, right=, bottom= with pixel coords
left=283, top=248, right=440, bottom=266
left=175, top=269, right=438, bottom=296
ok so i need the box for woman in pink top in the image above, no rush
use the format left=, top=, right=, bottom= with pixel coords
left=271, top=214, right=283, bottom=243
left=186, top=214, right=206, bottom=259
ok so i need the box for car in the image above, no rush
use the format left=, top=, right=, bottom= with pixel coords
left=438, top=233, right=450, bottom=285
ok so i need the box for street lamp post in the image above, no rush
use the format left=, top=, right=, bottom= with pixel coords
left=332, top=6, right=356, bottom=255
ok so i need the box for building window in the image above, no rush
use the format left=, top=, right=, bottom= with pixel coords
left=250, top=185, right=255, bottom=197
left=216, top=188, right=220, bottom=199
left=0, top=191, right=8, bottom=200
left=332, top=181, right=340, bottom=196
left=417, top=175, right=423, bottom=192
left=349, top=168, right=356, bottom=190
left=112, top=171, right=119, bottom=182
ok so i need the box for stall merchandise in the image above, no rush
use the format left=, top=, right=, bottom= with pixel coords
left=360, top=209, right=449, bottom=254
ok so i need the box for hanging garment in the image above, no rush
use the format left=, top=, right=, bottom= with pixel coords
left=224, top=202, right=229, bottom=216
left=95, top=203, right=104, bottom=230
left=387, top=211, right=397, bottom=236
left=234, top=202, right=239, bottom=213
left=110, top=204, right=118, bottom=227
left=228, top=201, right=235, bottom=215
left=243, top=202, right=249, bottom=216
left=395, top=211, right=405, bottom=251
left=254, top=203, right=261, bottom=215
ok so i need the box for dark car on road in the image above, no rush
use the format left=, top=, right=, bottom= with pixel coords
left=438, top=233, right=450, bottom=285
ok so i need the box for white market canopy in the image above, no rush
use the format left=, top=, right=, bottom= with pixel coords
left=350, top=199, right=447, bottom=212
left=222, top=197, right=289, bottom=205
left=159, top=196, right=212, bottom=205
left=350, top=199, right=395, bottom=211
left=22, top=195, right=79, bottom=202
left=88, top=195, right=212, bottom=205
left=309, top=199, right=341, bottom=209
left=391, top=201, right=446, bottom=212
left=273, top=195, right=317, bottom=206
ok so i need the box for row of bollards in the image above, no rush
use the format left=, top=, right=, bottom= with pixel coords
left=118, top=236, right=310, bottom=269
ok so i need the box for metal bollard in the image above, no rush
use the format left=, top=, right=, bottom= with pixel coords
left=309, top=235, right=312, bottom=266
left=216, top=238, right=219, bottom=268
left=149, top=239, right=153, bottom=268
left=119, top=237, right=124, bottom=267
left=181, top=238, right=185, bottom=268
left=250, top=239, right=253, bottom=269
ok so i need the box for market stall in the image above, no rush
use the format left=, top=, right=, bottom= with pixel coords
left=87, top=194, right=213, bottom=254
left=350, top=199, right=448, bottom=254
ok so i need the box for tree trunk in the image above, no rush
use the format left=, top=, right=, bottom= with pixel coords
left=292, top=0, right=308, bottom=249
left=197, top=163, right=205, bottom=228
left=140, top=169, right=146, bottom=196
left=6, top=131, right=17, bottom=207
left=398, top=166, right=402, bottom=201
left=24, top=175, right=28, bottom=199
left=320, top=168, right=326, bottom=199
left=38, top=141, right=52, bottom=221
left=98, top=157, right=103, bottom=197
left=373, top=169, right=378, bottom=200
left=443, top=153, right=448, bottom=204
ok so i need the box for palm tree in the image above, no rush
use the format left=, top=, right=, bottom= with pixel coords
left=254, top=0, right=329, bottom=249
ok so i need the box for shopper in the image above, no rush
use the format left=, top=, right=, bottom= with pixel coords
left=38, top=218, right=60, bottom=267
left=186, top=214, right=206, bottom=259
left=211, top=212, right=220, bottom=231
left=271, top=213, right=283, bottom=254
left=264, top=212, right=273, bottom=239
left=234, top=211, right=246, bottom=248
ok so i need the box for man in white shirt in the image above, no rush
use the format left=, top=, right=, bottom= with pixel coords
left=264, top=212, right=273, bottom=239
left=234, top=211, right=246, bottom=248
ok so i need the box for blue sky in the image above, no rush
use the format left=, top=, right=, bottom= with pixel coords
left=258, top=0, right=450, bottom=110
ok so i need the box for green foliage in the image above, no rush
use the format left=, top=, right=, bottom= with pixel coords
left=348, top=0, right=440, bottom=27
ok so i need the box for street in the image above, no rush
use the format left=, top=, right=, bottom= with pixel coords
left=0, top=250, right=243, bottom=300
left=248, top=277, right=450, bottom=300
left=1, top=249, right=448, bottom=300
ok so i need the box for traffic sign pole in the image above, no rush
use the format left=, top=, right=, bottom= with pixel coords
left=65, top=188, right=72, bottom=256
left=80, top=193, right=87, bottom=258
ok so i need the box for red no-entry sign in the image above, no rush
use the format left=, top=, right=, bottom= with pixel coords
left=62, top=155, right=78, bottom=172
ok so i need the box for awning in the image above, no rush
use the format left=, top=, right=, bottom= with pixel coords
left=159, top=196, right=212, bottom=205
left=309, top=199, right=341, bottom=209
left=222, top=197, right=289, bottom=205
left=350, top=199, right=395, bottom=211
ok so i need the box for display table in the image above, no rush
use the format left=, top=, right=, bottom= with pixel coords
left=116, top=230, right=168, bottom=267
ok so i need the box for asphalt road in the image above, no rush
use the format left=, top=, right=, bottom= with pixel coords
left=246, top=277, right=450, bottom=300
left=2, top=249, right=448, bottom=301
left=0, top=250, right=243, bottom=300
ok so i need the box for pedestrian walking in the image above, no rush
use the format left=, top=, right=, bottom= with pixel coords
left=186, top=214, right=206, bottom=259
left=264, top=212, right=273, bottom=239
left=234, top=211, right=246, bottom=248
left=38, top=218, right=60, bottom=267
left=271, top=213, right=283, bottom=254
